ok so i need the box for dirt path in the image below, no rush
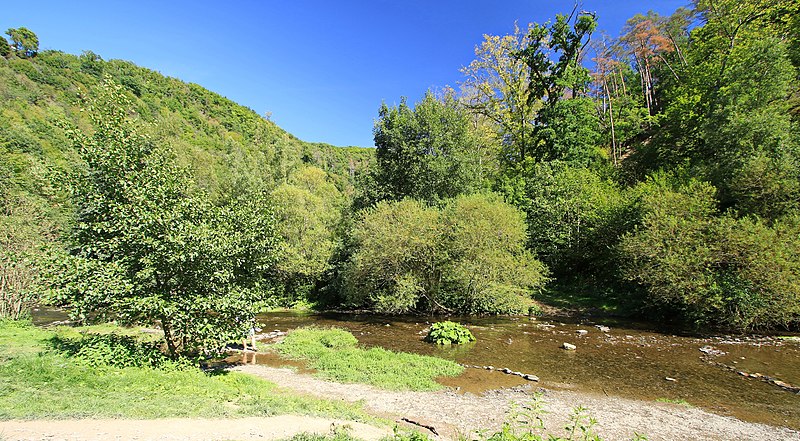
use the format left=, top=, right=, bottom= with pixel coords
left=232, top=364, right=800, bottom=441
left=0, top=415, right=391, bottom=441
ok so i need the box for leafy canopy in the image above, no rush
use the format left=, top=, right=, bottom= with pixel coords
left=51, top=77, right=279, bottom=356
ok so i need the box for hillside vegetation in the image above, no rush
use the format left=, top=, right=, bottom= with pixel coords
left=2, top=0, right=799, bottom=351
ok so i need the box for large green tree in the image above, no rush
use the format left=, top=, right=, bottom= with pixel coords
left=367, top=91, right=487, bottom=205
left=53, top=79, right=278, bottom=356
left=515, top=11, right=600, bottom=164
left=270, top=165, right=344, bottom=302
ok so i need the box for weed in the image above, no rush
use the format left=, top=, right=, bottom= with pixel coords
left=424, top=321, right=475, bottom=345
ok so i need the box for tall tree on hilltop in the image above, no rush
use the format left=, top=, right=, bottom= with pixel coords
left=5, top=27, right=38, bottom=58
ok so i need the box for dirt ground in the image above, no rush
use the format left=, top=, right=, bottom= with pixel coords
left=0, top=415, right=391, bottom=441
left=2, top=364, right=798, bottom=441
left=233, top=364, right=800, bottom=441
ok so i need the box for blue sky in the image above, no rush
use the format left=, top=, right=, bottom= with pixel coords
left=2, top=1, right=687, bottom=147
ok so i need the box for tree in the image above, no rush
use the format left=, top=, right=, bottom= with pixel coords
left=522, top=163, right=630, bottom=274
left=0, top=37, right=10, bottom=58
left=53, top=78, right=278, bottom=356
left=270, top=166, right=344, bottom=301
left=641, top=0, right=800, bottom=216
left=343, top=194, right=547, bottom=314
left=460, top=23, right=538, bottom=166
left=618, top=178, right=800, bottom=330
left=6, top=27, right=39, bottom=58
left=514, top=11, right=599, bottom=164
left=368, top=91, right=486, bottom=205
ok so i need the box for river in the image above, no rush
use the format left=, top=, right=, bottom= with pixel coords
left=253, top=311, right=800, bottom=431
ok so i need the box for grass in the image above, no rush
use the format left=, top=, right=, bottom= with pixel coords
left=655, top=397, right=692, bottom=407
left=274, top=327, right=463, bottom=391
left=0, top=320, right=368, bottom=420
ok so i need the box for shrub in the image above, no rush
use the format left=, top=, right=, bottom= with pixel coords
left=49, top=332, right=181, bottom=369
left=618, top=179, right=800, bottom=330
left=424, top=321, right=475, bottom=345
left=343, top=194, right=548, bottom=314
left=521, top=162, right=631, bottom=274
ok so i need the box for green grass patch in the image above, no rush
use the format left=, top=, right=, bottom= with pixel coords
left=0, top=321, right=367, bottom=420
left=275, top=327, right=463, bottom=391
left=655, top=397, right=692, bottom=407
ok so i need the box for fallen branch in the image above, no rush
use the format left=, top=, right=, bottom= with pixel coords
left=399, top=417, right=439, bottom=436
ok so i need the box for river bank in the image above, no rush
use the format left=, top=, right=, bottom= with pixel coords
left=233, top=363, right=799, bottom=441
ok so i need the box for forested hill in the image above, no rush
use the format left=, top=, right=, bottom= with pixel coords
left=0, top=48, right=373, bottom=209
left=2, top=0, right=800, bottom=345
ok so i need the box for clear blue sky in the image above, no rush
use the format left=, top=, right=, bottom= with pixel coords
left=2, top=1, right=687, bottom=147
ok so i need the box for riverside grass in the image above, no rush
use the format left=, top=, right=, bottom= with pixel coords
left=0, top=320, right=366, bottom=420
left=274, top=327, right=463, bottom=391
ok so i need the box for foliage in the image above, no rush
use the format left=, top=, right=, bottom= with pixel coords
left=49, top=78, right=279, bottom=356
left=343, top=194, right=547, bottom=314
left=48, top=332, right=179, bottom=370
left=367, top=91, right=487, bottom=205
left=0, top=321, right=367, bottom=420
left=5, top=27, right=39, bottom=58
left=460, top=23, right=537, bottom=167
left=618, top=178, right=800, bottom=330
left=521, top=163, right=632, bottom=275
left=275, top=327, right=463, bottom=391
left=0, top=154, right=60, bottom=319
left=0, top=37, right=10, bottom=58
left=271, top=165, right=345, bottom=302
left=424, top=321, right=475, bottom=345
left=473, top=393, right=647, bottom=441
left=514, top=11, right=598, bottom=163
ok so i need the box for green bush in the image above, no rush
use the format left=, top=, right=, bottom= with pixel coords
left=618, top=178, right=800, bottom=330
left=521, top=162, right=631, bottom=275
left=424, top=321, right=475, bottom=345
left=48, top=332, right=180, bottom=369
left=343, top=194, right=548, bottom=314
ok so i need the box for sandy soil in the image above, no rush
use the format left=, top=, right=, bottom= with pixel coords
left=232, top=364, right=800, bottom=441
left=0, top=415, right=391, bottom=441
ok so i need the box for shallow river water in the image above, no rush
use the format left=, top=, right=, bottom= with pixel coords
left=253, top=311, right=800, bottom=430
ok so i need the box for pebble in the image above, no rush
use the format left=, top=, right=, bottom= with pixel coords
left=576, top=330, right=588, bottom=336
left=562, top=342, right=577, bottom=351
left=665, top=377, right=677, bottom=382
